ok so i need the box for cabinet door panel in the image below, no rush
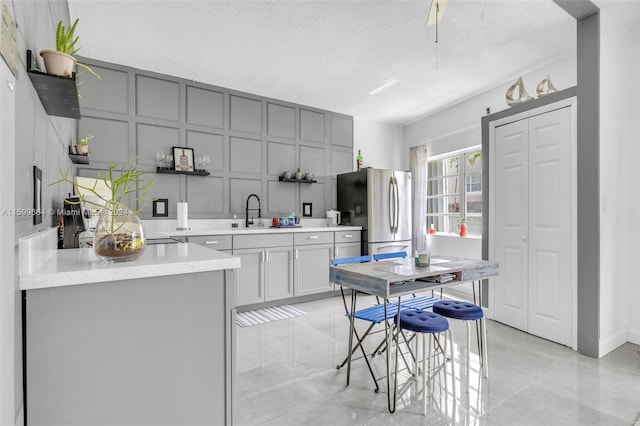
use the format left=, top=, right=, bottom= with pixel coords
left=295, top=244, right=333, bottom=296
left=265, top=247, right=294, bottom=301
left=233, top=249, right=264, bottom=306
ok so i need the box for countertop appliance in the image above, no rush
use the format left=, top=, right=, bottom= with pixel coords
left=337, top=168, right=412, bottom=256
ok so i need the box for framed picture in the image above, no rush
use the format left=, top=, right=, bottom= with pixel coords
left=33, top=166, right=42, bottom=225
left=302, top=202, right=312, bottom=217
left=153, top=198, right=169, bottom=217
left=173, top=147, right=194, bottom=172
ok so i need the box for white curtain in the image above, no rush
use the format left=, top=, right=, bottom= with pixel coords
left=410, top=144, right=428, bottom=254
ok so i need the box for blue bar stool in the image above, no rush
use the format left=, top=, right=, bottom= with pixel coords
left=433, top=300, right=488, bottom=389
left=395, top=310, right=456, bottom=416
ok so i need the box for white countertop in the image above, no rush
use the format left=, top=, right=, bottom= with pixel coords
left=161, top=225, right=361, bottom=238
left=20, top=243, right=241, bottom=291
left=142, top=218, right=361, bottom=238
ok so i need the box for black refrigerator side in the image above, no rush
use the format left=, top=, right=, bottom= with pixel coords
left=337, top=169, right=368, bottom=254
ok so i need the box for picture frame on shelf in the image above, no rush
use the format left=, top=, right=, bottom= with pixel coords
left=152, top=198, right=169, bottom=217
left=173, top=147, right=194, bottom=172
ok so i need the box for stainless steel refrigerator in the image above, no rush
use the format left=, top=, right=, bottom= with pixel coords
left=337, top=168, right=412, bottom=256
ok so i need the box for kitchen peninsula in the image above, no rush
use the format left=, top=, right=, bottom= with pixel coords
left=19, top=231, right=240, bottom=426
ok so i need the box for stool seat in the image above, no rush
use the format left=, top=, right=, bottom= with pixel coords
left=434, top=300, right=484, bottom=321
left=395, top=310, right=449, bottom=334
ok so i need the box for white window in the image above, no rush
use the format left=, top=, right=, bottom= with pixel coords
left=426, top=148, right=482, bottom=235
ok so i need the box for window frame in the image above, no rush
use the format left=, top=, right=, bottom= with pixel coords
left=426, top=146, right=482, bottom=236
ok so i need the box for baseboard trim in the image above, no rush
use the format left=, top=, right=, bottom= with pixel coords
left=626, top=327, right=640, bottom=346
left=599, top=329, right=628, bottom=358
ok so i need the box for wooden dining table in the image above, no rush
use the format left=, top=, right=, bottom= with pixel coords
left=330, top=255, right=499, bottom=413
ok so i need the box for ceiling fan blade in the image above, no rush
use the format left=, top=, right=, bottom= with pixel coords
left=426, top=0, right=450, bottom=26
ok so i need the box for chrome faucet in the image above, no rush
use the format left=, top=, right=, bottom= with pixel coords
left=245, top=194, right=261, bottom=227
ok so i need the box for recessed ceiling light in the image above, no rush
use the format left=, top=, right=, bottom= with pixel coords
left=369, top=78, right=400, bottom=95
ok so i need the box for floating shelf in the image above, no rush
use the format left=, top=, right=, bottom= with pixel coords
left=279, top=176, right=317, bottom=183
left=68, top=146, right=89, bottom=164
left=26, top=50, right=81, bottom=119
left=156, top=167, right=210, bottom=176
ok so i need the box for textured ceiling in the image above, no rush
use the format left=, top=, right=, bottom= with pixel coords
left=68, top=0, right=576, bottom=125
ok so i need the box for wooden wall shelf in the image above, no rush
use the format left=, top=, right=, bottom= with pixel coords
left=156, top=167, right=210, bottom=176
left=26, top=50, right=81, bottom=119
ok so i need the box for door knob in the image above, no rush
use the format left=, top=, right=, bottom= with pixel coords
left=522, top=235, right=528, bottom=241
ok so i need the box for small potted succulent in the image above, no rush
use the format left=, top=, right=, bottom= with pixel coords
left=75, top=135, right=93, bottom=155
left=294, top=167, right=302, bottom=180
left=40, top=18, right=101, bottom=80
left=457, top=216, right=467, bottom=237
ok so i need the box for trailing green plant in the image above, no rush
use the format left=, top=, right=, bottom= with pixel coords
left=467, top=150, right=482, bottom=166
left=55, top=18, right=101, bottom=80
left=457, top=216, right=467, bottom=227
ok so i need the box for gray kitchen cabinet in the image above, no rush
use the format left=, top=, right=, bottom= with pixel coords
left=334, top=230, right=361, bottom=259
left=187, top=235, right=232, bottom=252
left=294, top=232, right=334, bottom=296
left=233, top=234, right=294, bottom=306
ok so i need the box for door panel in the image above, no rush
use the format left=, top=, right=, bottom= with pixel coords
left=493, top=119, right=529, bottom=331
left=527, top=107, right=573, bottom=346
left=295, top=244, right=333, bottom=296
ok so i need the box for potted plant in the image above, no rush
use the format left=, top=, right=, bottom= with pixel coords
left=457, top=216, right=467, bottom=237
left=40, top=18, right=101, bottom=80
left=294, top=167, right=302, bottom=180
left=52, top=163, right=155, bottom=262
left=75, top=135, right=93, bottom=155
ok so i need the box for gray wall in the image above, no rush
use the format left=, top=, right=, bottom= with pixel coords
left=76, top=58, right=354, bottom=220
left=9, top=1, right=78, bottom=422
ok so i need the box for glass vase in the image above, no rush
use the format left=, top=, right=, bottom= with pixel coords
left=93, top=201, right=145, bottom=262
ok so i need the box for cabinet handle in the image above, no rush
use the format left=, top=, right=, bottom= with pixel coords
left=343, top=234, right=353, bottom=238
left=335, top=246, right=339, bottom=258
left=295, top=249, right=299, bottom=260
left=205, top=241, right=218, bottom=245
left=309, top=235, right=319, bottom=239
left=265, top=250, right=269, bottom=263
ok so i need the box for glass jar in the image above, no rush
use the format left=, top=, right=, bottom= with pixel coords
left=93, top=201, right=145, bottom=262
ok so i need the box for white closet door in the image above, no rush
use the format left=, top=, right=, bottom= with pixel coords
left=527, top=107, right=573, bottom=346
left=493, top=119, right=529, bottom=332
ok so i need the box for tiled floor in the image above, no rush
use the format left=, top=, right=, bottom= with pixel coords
left=236, top=294, right=640, bottom=425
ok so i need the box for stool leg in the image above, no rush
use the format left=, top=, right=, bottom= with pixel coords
left=481, top=317, right=489, bottom=378
left=447, top=328, right=456, bottom=403
left=424, top=333, right=430, bottom=416
left=465, top=320, right=471, bottom=393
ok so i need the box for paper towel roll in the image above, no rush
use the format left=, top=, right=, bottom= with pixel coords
left=177, top=201, right=189, bottom=230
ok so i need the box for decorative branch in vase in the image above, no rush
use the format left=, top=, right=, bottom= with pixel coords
left=52, top=163, right=155, bottom=262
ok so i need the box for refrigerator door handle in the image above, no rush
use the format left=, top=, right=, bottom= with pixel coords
left=388, top=177, right=394, bottom=234
left=393, top=176, right=399, bottom=234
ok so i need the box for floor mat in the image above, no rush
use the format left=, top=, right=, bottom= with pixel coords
left=236, top=305, right=306, bottom=327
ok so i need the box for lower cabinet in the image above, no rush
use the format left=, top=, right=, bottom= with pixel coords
left=233, top=234, right=294, bottom=306
left=294, top=232, right=334, bottom=296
